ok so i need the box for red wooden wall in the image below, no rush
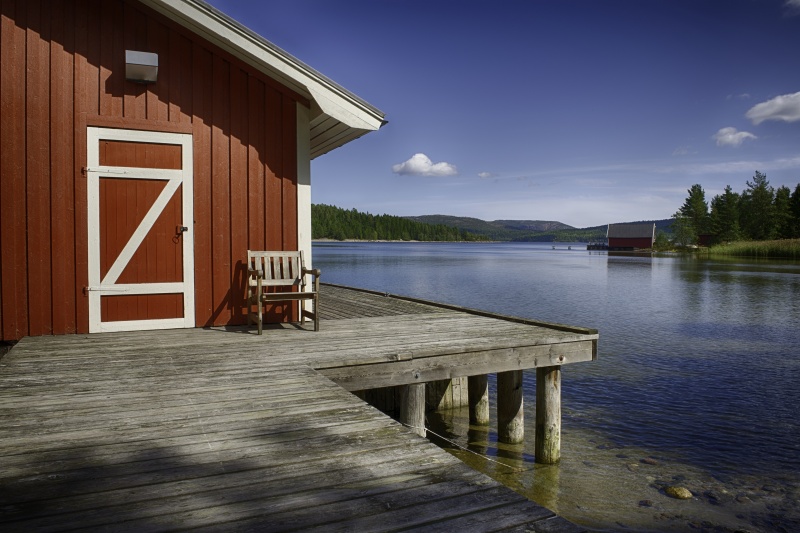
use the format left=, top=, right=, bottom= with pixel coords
left=0, top=0, right=306, bottom=341
left=608, top=238, right=654, bottom=249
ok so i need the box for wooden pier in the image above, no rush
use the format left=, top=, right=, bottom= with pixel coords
left=0, top=284, right=597, bottom=532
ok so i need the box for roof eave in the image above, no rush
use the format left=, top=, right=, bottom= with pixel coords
left=606, top=223, right=657, bottom=239
left=140, top=0, right=385, bottom=158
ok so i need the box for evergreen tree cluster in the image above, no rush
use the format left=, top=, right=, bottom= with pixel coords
left=311, top=204, right=486, bottom=241
left=673, top=171, right=800, bottom=245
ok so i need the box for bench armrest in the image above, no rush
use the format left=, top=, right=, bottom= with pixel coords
left=303, top=267, right=320, bottom=293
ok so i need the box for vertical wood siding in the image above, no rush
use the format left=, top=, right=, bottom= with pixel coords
left=0, top=0, right=305, bottom=340
left=608, top=238, right=655, bottom=249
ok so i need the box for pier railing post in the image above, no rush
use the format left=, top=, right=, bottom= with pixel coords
left=400, top=383, right=426, bottom=437
left=535, top=366, right=561, bottom=464
left=468, top=374, right=490, bottom=425
left=497, top=370, right=524, bottom=443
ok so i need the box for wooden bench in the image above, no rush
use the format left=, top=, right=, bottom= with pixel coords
left=246, top=250, right=320, bottom=333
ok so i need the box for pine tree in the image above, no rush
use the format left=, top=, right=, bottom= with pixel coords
left=790, top=184, right=800, bottom=238
left=774, top=185, right=793, bottom=239
left=739, top=171, right=775, bottom=241
left=709, top=185, right=741, bottom=243
left=671, top=211, right=696, bottom=247
left=679, top=184, right=710, bottom=239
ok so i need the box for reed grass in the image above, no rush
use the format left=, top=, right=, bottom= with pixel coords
left=707, top=239, right=800, bottom=259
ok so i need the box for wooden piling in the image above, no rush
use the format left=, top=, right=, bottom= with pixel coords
left=399, top=383, right=426, bottom=437
left=426, top=377, right=468, bottom=411
left=535, top=366, right=561, bottom=464
left=497, top=370, right=524, bottom=443
left=468, top=374, right=490, bottom=425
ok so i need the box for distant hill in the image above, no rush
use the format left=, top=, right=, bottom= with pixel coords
left=405, top=215, right=574, bottom=241
left=493, top=220, right=575, bottom=232
left=405, top=215, right=673, bottom=242
left=631, top=219, right=674, bottom=232
left=312, top=204, right=672, bottom=242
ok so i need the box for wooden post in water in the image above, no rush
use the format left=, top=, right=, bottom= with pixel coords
left=468, top=374, right=490, bottom=425
left=535, top=366, right=561, bottom=464
left=400, top=383, right=426, bottom=437
left=427, top=377, right=468, bottom=411
left=497, top=370, right=524, bottom=443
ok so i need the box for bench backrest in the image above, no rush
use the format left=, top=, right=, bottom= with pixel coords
left=247, top=250, right=306, bottom=288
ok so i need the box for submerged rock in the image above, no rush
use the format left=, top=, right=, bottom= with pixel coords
left=703, top=490, right=734, bottom=505
left=665, top=485, right=693, bottom=499
left=641, top=457, right=659, bottom=465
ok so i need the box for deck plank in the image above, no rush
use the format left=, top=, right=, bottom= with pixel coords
left=0, top=284, right=592, bottom=531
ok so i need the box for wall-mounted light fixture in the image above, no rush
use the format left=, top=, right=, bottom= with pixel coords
left=125, top=50, right=158, bottom=84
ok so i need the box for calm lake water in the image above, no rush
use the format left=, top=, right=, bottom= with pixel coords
left=313, top=241, right=800, bottom=533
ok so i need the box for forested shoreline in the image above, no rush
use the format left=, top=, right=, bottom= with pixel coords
left=311, top=204, right=487, bottom=241
left=672, top=171, right=800, bottom=246
left=665, top=171, right=800, bottom=258
left=313, top=204, right=668, bottom=243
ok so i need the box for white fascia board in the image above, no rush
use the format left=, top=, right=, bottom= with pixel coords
left=306, top=85, right=382, bottom=132
left=296, top=102, right=312, bottom=269
left=141, top=0, right=385, bottom=145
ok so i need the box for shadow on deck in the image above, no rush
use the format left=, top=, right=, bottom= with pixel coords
left=0, top=284, right=596, bottom=532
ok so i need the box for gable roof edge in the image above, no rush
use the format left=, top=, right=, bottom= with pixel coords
left=606, top=223, right=656, bottom=239
left=140, top=0, right=385, bottom=157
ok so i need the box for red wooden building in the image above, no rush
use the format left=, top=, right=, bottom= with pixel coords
left=606, top=223, right=656, bottom=250
left=0, top=0, right=384, bottom=341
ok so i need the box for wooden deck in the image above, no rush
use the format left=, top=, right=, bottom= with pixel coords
left=0, top=284, right=597, bottom=532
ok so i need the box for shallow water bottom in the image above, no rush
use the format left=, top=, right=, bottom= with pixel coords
left=426, top=407, right=800, bottom=533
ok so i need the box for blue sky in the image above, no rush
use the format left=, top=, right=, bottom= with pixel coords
left=206, top=0, right=800, bottom=228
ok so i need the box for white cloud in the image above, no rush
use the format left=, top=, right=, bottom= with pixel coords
left=392, top=153, right=458, bottom=177
left=478, top=171, right=494, bottom=179
left=712, top=127, right=757, bottom=147
left=785, top=0, right=800, bottom=15
left=746, top=91, right=800, bottom=124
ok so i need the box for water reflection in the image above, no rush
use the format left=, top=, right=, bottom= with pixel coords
left=466, top=425, right=489, bottom=456
left=315, top=242, right=800, bottom=532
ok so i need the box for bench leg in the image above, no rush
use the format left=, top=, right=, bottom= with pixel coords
left=313, top=294, right=319, bottom=331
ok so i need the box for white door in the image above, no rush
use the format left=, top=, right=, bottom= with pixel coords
left=86, top=127, right=194, bottom=333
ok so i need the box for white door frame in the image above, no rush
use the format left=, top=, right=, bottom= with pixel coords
left=86, top=127, right=195, bottom=333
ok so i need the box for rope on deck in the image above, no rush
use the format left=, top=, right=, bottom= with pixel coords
left=398, top=422, right=530, bottom=473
